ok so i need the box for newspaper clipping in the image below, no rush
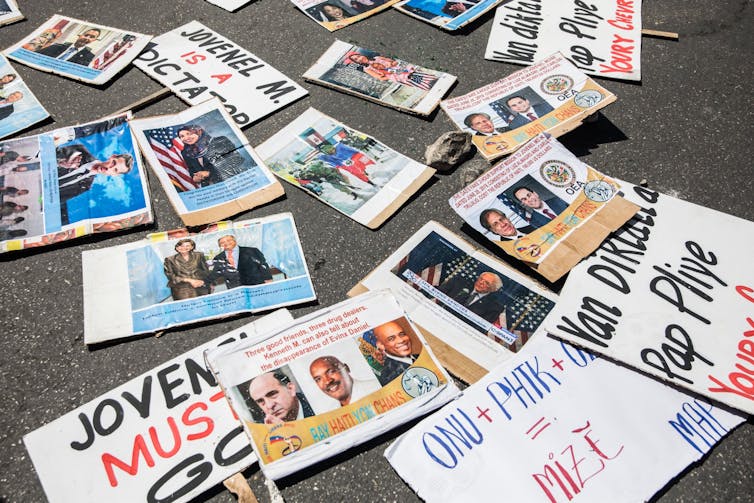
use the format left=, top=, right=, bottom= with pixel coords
left=350, top=221, right=557, bottom=379
left=386, top=333, right=745, bottom=501
left=256, top=108, right=435, bottom=229
left=441, top=53, right=616, bottom=160
left=24, top=310, right=293, bottom=503
left=546, top=181, right=754, bottom=415
left=291, top=0, right=399, bottom=31
left=82, top=213, right=316, bottom=343
left=394, top=0, right=505, bottom=31
left=486, top=0, right=643, bottom=81
left=1, top=114, right=152, bottom=253
left=0, top=54, right=49, bottom=140
left=450, top=134, right=639, bottom=282
left=134, top=21, right=308, bottom=128
left=132, top=99, right=284, bottom=226
left=204, top=290, right=459, bottom=479
left=0, top=1, right=23, bottom=29
left=4, top=15, right=151, bottom=85
left=303, top=40, right=456, bottom=116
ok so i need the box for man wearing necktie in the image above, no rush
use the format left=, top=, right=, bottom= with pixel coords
left=206, top=234, right=272, bottom=290
left=513, top=186, right=569, bottom=229
left=505, top=95, right=554, bottom=130
left=439, top=271, right=507, bottom=324
left=38, top=27, right=100, bottom=66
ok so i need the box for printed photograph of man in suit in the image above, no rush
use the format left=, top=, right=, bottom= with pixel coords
left=505, top=95, right=554, bottom=129
left=37, top=27, right=100, bottom=66
left=207, top=234, right=273, bottom=290
left=246, top=369, right=314, bottom=424
left=439, top=271, right=506, bottom=324
left=373, top=319, right=421, bottom=386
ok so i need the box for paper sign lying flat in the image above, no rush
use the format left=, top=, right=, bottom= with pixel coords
left=290, top=0, right=399, bottom=31
left=5, top=15, right=151, bottom=85
left=134, top=21, right=307, bottom=128
left=205, top=290, right=460, bottom=480
left=24, top=310, right=293, bottom=503
left=0, top=0, right=23, bottom=27
left=0, top=54, right=49, bottom=140
left=386, top=333, right=744, bottom=502
left=449, top=134, right=638, bottom=282
left=83, top=213, right=315, bottom=343
left=441, top=53, right=615, bottom=160
left=394, top=0, right=505, bottom=31
left=349, top=221, right=557, bottom=382
left=256, top=108, right=435, bottom=229
left=545, top=182, right=754, bottom=415
left=486, top=0, right=642, bottom=81
left=131, top=99, right=284, bottom=226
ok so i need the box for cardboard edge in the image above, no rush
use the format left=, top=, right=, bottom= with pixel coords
left=366, top=166, right=435, bottom=229
left=179, top=181, right=285, bottom=227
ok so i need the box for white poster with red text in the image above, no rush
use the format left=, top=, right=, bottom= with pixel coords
left=545, top=182, right=754, bottom=415
left=24, top=310, right=292, bottom=503
left=486, top=0, right=642, bottom=81
left=386, top=333, right=744, bottom=502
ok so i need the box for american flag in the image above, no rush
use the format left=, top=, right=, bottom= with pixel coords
left=147, top=127, right=197, bottom=192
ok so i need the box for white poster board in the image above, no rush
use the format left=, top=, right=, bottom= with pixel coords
left=24, top=310, right=293, bottom=503
left=133, top=21, right=307, bottom=128
left=545, top=182, right=754, bottom=415
left=386, top=333, right=744, bottom=502
left=486, top=0, right=643, bottom=81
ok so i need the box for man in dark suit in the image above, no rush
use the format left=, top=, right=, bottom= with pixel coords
left=464, top=112, right=510, bottom=136
left=248, top=371, right=314, bottom=424
left=514, top=186, right=569, bottom=226
left=374, top=320, right=418, bottom=385
left=0, top=91, right=22, bottom=121
left=439, top=271, right=506, bottom=324
left=479, top=208, right=535, bottom=241
left=38, top=27, right=100, bottom=66
left=208, top=234, right=272, bottom=290
left=56, top=144, right=133, bottom=225
left=506, top=95, right=554, bottom=129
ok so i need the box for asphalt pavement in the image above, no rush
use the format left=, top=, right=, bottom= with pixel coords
left=0, top=0, right=752, bottom=502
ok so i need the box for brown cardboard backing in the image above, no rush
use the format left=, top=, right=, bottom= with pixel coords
left=535, top=196, right=640, bottom=282
left=365, top=167, right=435, bottom=229
left=178, top=181, right=285, bottom=227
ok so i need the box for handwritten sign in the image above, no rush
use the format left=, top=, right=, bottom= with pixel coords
left=546, top=182, right=754, bottom=415
left=134, top=21, right=307, bottom=127
left=486, top=0, right=642, bottom=81
left=24, top=310, right=292, bottom=503
left=386, top=333, right=744, bottom=501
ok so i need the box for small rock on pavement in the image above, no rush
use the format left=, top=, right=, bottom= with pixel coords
left=458, top=157, right=490, bottom=188
left=425, top=131, right=475, bottom=173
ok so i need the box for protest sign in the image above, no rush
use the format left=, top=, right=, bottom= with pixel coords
left=4, top=15, right=151, bottom=85
left=486, top=0, right=643, bottom=81
left=349, top=221, right=557, bottom=381
left=82, top=213, right=316, bottom=343
left=545, top=182, right=754, bottom=415
left=205, top=290, right=460, bottom=479
left=291, top=0, right=399, bottom=31
left=303, top=40, right=456, bottom=116
left=131, top=99, right=284, bottom=226
left=0, top=0, right=23, bottom=27
left=134, top=21, right=307, bottom=128
left=386, top=333, right=745, bottom=501
left=0, top=54, right=49, bottom=139
left=204, top=0, right=252, bottom=11
left=256, top=108, right=435, bottom=229
left=24, top=310, right=293, bottom=503
left=441, top=53, right=616, bottom=160
left=450, top=134, right=638, bottom=282
left=0, top=113, right=152, bottom=253
left=394, top=0, right=505, bottom=31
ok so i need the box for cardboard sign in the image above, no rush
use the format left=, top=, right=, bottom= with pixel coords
left=449, top=134, right=638, bottom=282
left=441, top=53, right=616, bottom=160
left=256, top=108, right=435, bottom=229
left=545, top=182, right=754, bottom=415
left=349, top=221, right=557, bottom=382
left=131, top=99, right=284, bottom=226
left=1, top=114, right=152, bottom=253
left=0, top=54, right=49, bottom=140
left=133, top=21, right=307, bottom=128
left=83, top=213, right=316, bottom=343
left=24, top=310, right=293, bottom=503
left=205, top=290, right=460, bottom=479
left=290, top=0, right=399, bottom=31
left=394, top=0, right=505, bottom=31
left=303, top=40, right=456, bottom=116
left=386, top=333, right=745, bottom=501
left=486, top=0, right=643, bottom=81
left=5, top=15, right=151, bottom=85
left=0, top=0, right=23, bottom=27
